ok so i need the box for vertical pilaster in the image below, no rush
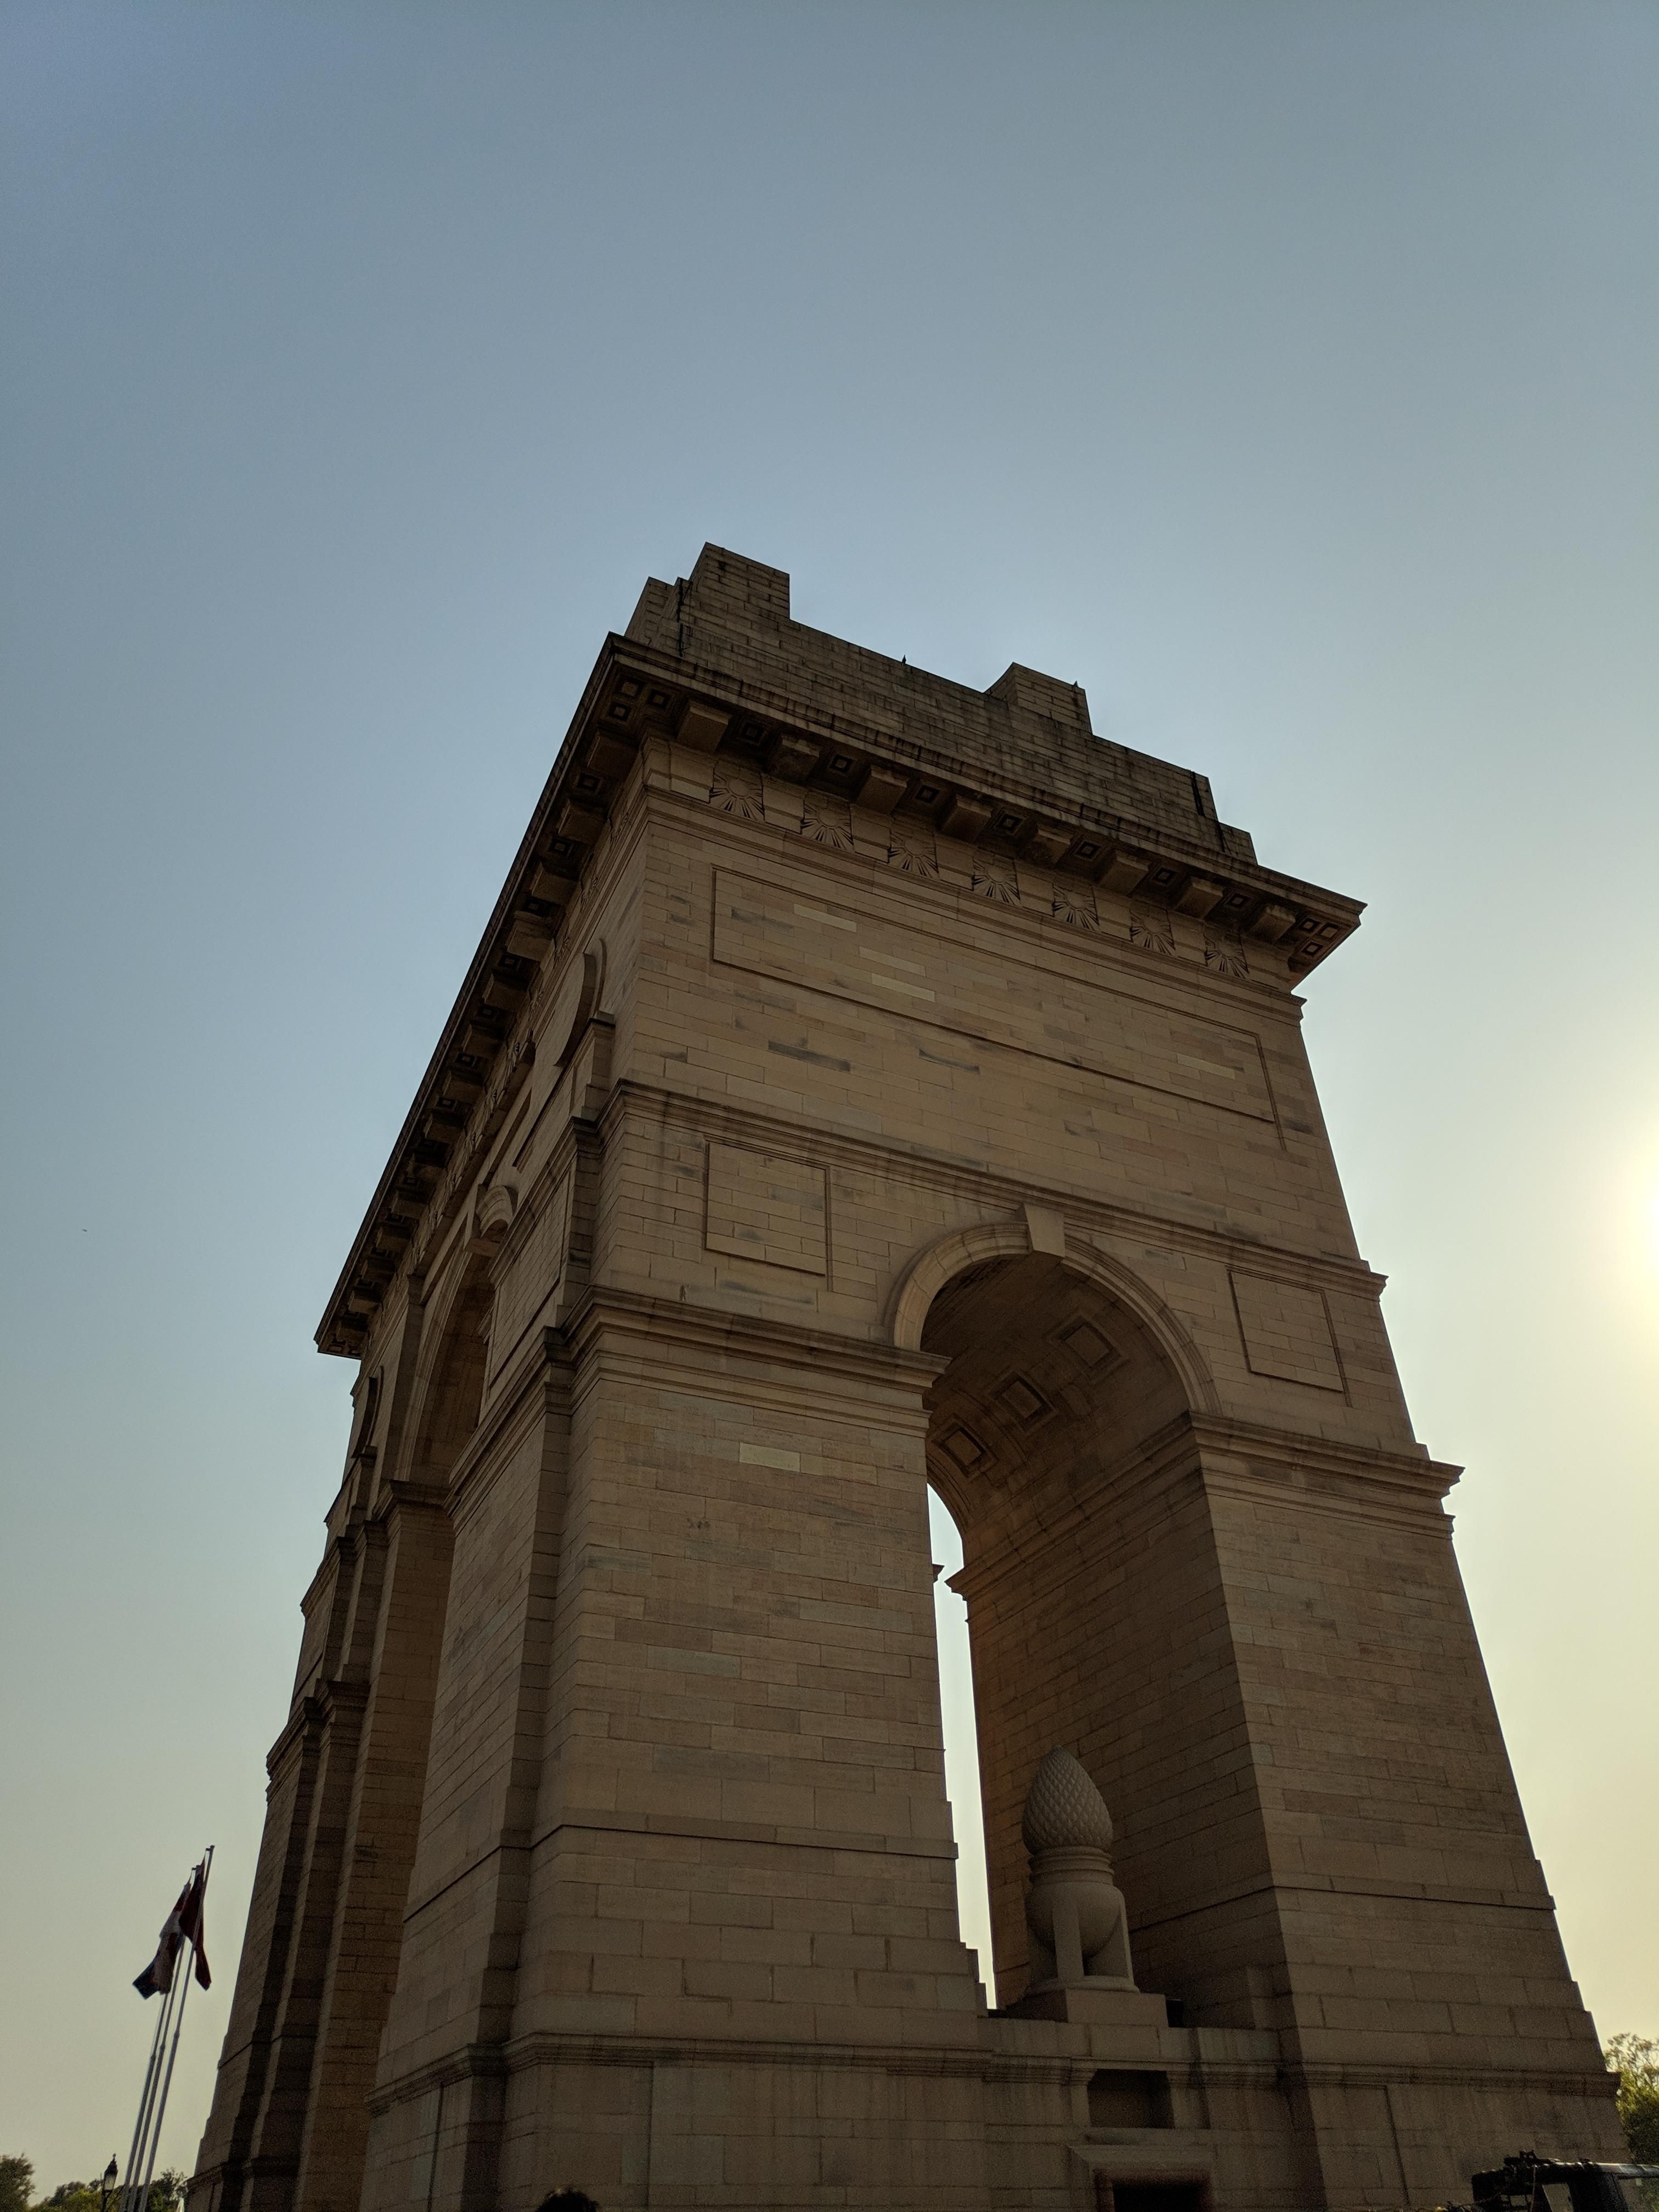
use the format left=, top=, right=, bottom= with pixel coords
left=292, top=1491, right=455, bottom=2212
left=362, top=1349, right=574, bottom=2212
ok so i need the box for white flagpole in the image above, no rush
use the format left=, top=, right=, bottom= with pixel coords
left=122, top=1958, right=183, bottom=2212
left=133, top=1848, right=214, bottom=2212
left=135, top=1965, right=190, bottom=2209
left=123, top=1849, right=213, bottom=2212
left=120, top=1994, right=172, bottom=2212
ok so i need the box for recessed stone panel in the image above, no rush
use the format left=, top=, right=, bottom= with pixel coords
left=489, top=1175, right=568, bottom=1376
left=1230, top=1268, right=1344, bottom=1391
left=704, top=1140, right=827, bottom=1275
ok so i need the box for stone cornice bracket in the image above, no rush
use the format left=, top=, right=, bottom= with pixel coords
left=470, top=1169, right=518, bottom=1252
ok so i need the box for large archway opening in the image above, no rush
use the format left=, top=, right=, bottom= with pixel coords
left=928, top=1483, right=994, bottom=1996
left=919, top=1250, right=1198, bottom=2009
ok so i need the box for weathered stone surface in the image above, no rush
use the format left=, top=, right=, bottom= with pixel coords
left=1018, top=1750, right=1137, bottom=1997
left=191, top=547, right=1619, bottom=2212
left=1022, top=1750, right=1116, bottom=1858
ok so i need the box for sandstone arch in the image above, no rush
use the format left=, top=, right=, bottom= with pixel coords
left=912, top=1238, right=1226, bottom=2010
left=889, top=1209, right=1221, bottom=1416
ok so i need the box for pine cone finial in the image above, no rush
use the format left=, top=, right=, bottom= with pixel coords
left=1021, top=1747, right=1115, bottom=1855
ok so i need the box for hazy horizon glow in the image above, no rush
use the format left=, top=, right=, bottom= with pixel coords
left=2, top=1, right=1655, bottom=2186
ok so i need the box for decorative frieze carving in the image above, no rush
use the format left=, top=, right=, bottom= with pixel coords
left=802, top=792, right=855, bottom=850
left=887, top=819, right=939, bottom=877
left=970, top=851, right=1018, bottom=904
left=712, top=757, right=764, bottom=819
left=1051, top=878, right=1099, bottom=930
left=1203, top=927, right=1250, bottom=978
left=1128, top=904, right=1175, bottom=956
left=677, top=725, right=1296, bottom=1006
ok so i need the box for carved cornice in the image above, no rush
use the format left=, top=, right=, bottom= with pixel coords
left=946, top=1414, right=1454, bottom=1609
left=365, top=2029, right=1079, bottom=2113
left=1289, top=2059, right=1616, bottom=2097
left=620, top=636, right=1359, bottom=964
left=554, top=1284, right=947, bottom=1426
left=528, top=1807, right=958, bottom=1865
left=361, top=2021, right=1614, bottom=2121
left=645, top=754, right=1314, bottom=1023
left=1188, top=1415, right=1460, bottom=1522
left=318, top=618, right=1363, bottom=1360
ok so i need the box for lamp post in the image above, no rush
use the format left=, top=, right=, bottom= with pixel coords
left=99, top=2161, right=119, bottom=2212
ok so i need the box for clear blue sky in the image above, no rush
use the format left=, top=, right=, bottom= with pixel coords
left=3, top=1, right=1655, bottom=2186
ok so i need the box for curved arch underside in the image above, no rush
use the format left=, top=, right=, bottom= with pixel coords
left=890, top=1216, right=1220, bottom=1415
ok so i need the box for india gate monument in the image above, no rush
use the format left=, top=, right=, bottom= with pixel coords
left=191, top=548, right=1619, bottom=2212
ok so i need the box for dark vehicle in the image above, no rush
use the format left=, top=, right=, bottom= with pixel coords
left=1472, top=2154, right=1659, bottom=2212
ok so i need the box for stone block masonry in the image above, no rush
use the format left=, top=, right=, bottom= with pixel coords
left=190, top=546, right=1618, bottom=2212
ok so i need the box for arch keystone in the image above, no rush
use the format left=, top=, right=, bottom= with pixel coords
left=1023, top=1203, right=1067, bottom=1256
left=888, top=1214, right=1220, bottom=1414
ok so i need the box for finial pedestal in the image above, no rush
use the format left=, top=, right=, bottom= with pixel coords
left=1011, top=1749, right=1168, bottom=2025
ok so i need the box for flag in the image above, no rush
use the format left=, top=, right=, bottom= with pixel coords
left=134, top=1861, right=211, bottom=1998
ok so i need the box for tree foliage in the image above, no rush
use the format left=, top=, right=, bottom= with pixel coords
left=1607, top=2035, right=1659, bottom=2165
left=0, top=2166, right=185, bottom=2212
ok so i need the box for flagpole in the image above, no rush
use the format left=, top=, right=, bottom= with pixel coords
left=120, top=1991, right=173, bottom=2212
left=122, top=1954, right=185, bottom=2212
left=133, top=1848, right=214, bottom=2212
left=122, top=1850, right=214, bottom=2212
left=135, top=1960, right=190, bottom=2209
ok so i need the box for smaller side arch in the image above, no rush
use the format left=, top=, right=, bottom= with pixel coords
left=887, top=1209, right=1221, bottom=1416
left=401, top=1242, right=496, bottom=1492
